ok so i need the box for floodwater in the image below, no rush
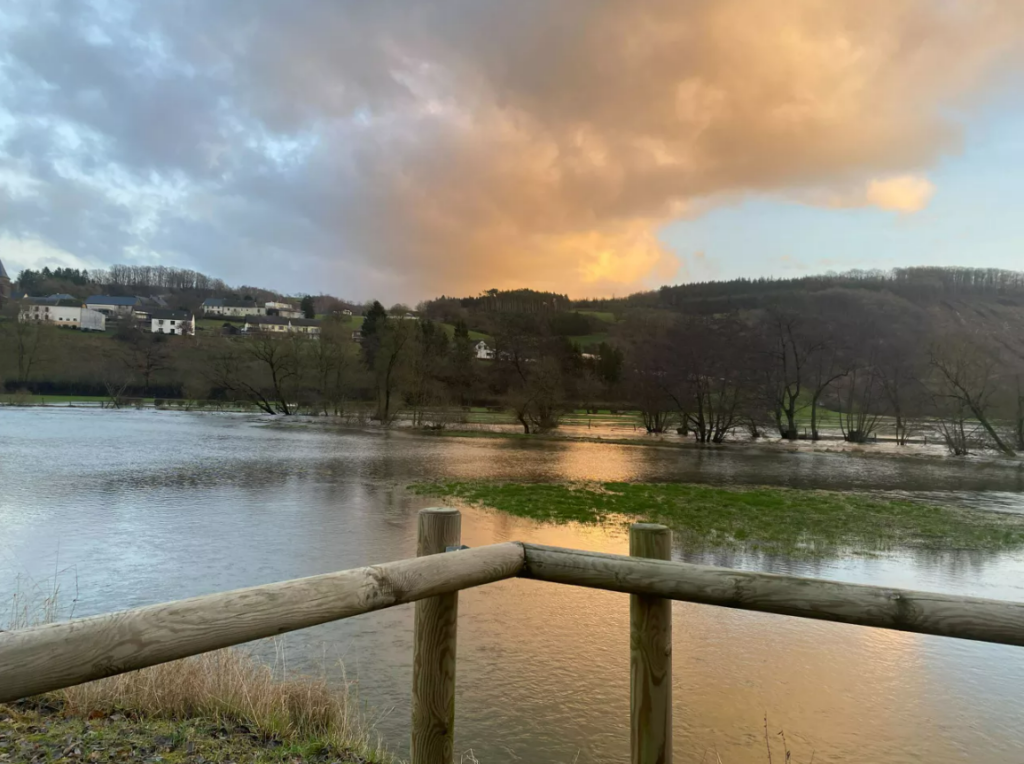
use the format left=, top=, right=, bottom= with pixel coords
left=3, top=408, right=1024, bottom=763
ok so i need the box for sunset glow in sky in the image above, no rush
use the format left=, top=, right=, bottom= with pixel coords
left=1, top=1, right=1022, bottom=301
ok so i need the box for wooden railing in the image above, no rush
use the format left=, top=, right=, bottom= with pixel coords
left=4, top=507, right=1024, bottom=764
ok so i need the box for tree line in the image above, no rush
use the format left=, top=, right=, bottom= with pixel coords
left=4, top=266, right=1024, bottom=456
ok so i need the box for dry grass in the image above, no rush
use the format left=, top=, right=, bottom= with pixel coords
left=55, top=649, right=391, bottom=759
left=2, top=577, right=394, bottom=762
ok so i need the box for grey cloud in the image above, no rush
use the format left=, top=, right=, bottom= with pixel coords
left=0, top=0, right=1022, bottom=299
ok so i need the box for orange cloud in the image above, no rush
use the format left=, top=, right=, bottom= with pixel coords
left=58, top=0, right=1021, bottom=299
left=866, top=176, right=936, bottom=213
left=312, top=0, right=1023, bottom=297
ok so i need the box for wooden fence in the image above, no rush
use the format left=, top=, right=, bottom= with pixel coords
left=4, top=507, right=1024, bottom=764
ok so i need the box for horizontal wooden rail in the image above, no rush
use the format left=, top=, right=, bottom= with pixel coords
left=0, top=541, right=525, bottom=704
left=520, top=543, right=1024, bottom=647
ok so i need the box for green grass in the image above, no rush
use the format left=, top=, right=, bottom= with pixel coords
left=0, top=394, right=112, bottom=404
left=409, top=481, right=1024, bottom=556
left=576, top=310, right=618, bottom=324
left=1, top=700, right=377, bottom=764
left=438, top=322, right=490, bottom=342
left=568, top=332, right=609, bottom=349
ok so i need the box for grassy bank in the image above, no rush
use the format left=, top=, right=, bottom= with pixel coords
left=410, top=481, right=1024, bottom=556
left=0, top=649, right=393, bottom=764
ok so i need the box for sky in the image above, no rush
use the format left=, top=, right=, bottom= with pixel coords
left=0, top=1, right=1022, bottom=303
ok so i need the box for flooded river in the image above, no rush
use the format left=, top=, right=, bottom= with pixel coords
left=3, top=408, right=1024, bottom=762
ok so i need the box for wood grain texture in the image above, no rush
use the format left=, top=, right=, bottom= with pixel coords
left=411, top=509, right=461, bottom=764
left=520, top=543, right=1024, bottom=647
left=630, top=525, right=673, bottom=764
left=0, top=539, right=523, bottom=704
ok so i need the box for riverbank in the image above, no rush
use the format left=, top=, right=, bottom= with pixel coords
left=0, top=650, right=393, bottom=764
left=8, top=400, right=1023, bottom=468
left=411, top=481, right=1024, bottom=556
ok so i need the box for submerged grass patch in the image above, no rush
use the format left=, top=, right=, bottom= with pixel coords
left=410, top=481, right=1024, bottom=556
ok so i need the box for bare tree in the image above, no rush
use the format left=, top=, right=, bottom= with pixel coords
left=206, top=334, right=303, bottom=415
left=622, top=313, right=675, bottom=434
left=1, top=316, right=49, bottom=384
left=836, top=366, right=883, bottom=443
left=665, top=316, right=751, bottom=443
left=373, top=319, right=415, bottom=424
left=758, top=308, right=811, bottom=440
left=115, top=332, right=171, bottom=391
left=308, top=319, right=360, bottom=416
left=503, top=357, right=565, bottom=433
left=927, top=338, right=1015, bottom=456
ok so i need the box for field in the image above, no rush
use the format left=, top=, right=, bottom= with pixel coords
left=568, top=332, right=610, bottom=349
left=577, top=310, right=618, bottom=324
left=410, top=481, right=1024, bottom=556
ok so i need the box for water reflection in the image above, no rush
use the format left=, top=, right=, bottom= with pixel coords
left=2, top=408, right=1024, bottom=762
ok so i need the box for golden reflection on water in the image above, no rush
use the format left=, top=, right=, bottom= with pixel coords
left=5, top=411, right=1024, bottom=763
left=451, top=503, right=1009, bottom=763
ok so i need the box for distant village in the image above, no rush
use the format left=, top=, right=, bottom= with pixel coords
left=0, top=260, right=499, bottom=359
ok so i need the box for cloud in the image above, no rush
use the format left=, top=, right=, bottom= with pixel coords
left=865, top=175, right=936, bottom=213
left=0, top=0, right=1022, bottom=300
left=0, top=234, right=97, bottom=276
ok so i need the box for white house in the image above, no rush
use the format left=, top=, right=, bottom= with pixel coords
left=19, top=304, right=107, bottom=331
left=244, top=316, right=322, bottom=337
left=474, top=340, right=495, bottom=360
left=85, top=295, right=140, bottom=316
left=202, top=298, right=265, bottom=317
left=265, top=301, right=304, bottom=319
left=341, top=309, right=353, bottom=316
left=150, top=310, right=195, bottom=336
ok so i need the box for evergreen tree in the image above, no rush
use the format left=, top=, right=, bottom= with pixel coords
left=361, top=300, right=388, bottom=369
left=450, top=319, right=476, bottom=404
left=300, top=295, right=316, bottom=319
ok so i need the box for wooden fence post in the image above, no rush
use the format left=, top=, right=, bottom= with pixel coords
left=630, top=523, right=673, bottom=764
left=412, top=508, right=461, bottom=764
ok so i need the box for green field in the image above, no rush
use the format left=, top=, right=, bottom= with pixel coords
left=410, top=481, right=1024, bottom=556
left=569, top=333, right=610, bottom=349
left=0, top=394, right=110, bottom=404
left=438, top=322, right=490, bottom=341
left=577, top=310, right=618, bottom=324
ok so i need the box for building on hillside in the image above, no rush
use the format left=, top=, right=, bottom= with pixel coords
left=244, top=315, right=322, bottom=337
left=80, top=307, right=107, bottom=332
left=85, top=295, right=141, bottom=316
left=19, top=303, right=107, bottom=331
left=202, top=298, right=266, bottom=317
left=341, top=309, right=353, bottom=316
left=150, top=309, right=195, bottom=336
left=0, top=257, right=11, bottom=306
left=265, top=301, right=304, bottom=319
left=401, top=312, right=419, bottom=320
left=474, top=340, right=495, bottom=360
left=33, top=293, right=76, bottom=304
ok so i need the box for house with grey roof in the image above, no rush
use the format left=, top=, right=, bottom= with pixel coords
left=150, top=309, right=195, bottom=336
left=85, top=295, right=141, bottom=317
left=243, top=315, right=321, bottom=337
left=202, top=297, right=265, bottom=317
